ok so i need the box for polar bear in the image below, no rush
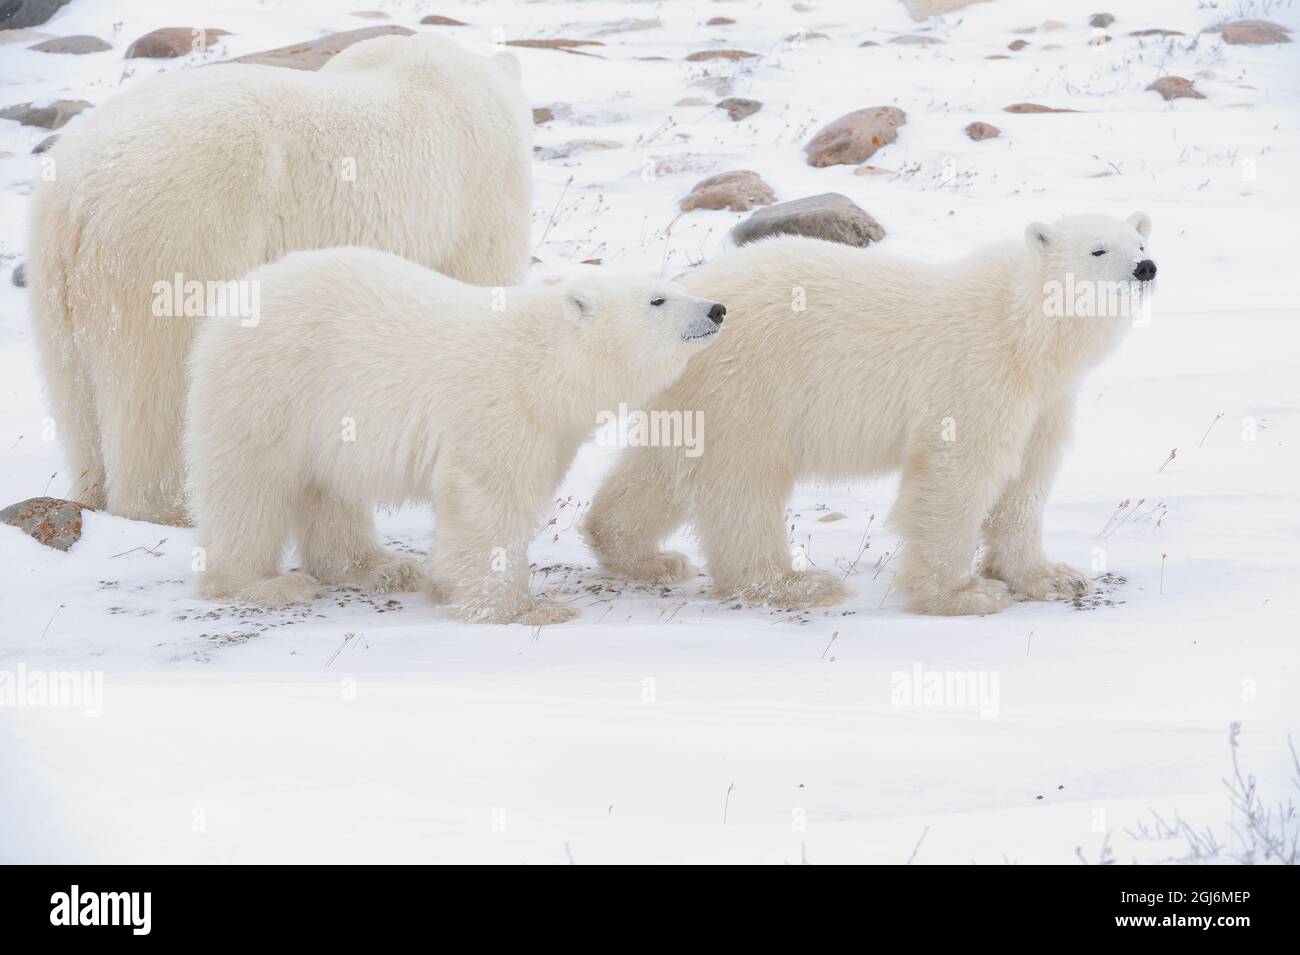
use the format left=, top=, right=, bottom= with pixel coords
left=583, top=213, right=1156, bottom=615
left=184, top=246, right=726, bottom=625
left=27, top=33, right=532, bottom=526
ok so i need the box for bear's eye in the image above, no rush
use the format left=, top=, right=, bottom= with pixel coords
left=1091, top=249, right=1107, bottom=257
left=650, top=298, right=666, bottom=306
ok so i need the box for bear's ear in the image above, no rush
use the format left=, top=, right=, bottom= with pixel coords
left=1024, top=221, right=1054, bottom=254
left=492, top=51, right=522, bottom=83
left=562, top=288, right=600, bottom=324
left=1128, top=211, right=1152, bottom=239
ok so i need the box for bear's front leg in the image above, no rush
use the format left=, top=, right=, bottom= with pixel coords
left=430, top=475, right=578, bottom=626
left=980, top=398, right=1095, bottom=601
left=893, top=430, right=1017, bottom=616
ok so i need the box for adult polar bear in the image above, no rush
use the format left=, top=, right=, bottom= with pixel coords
left=583, top=214, right=1157, bottom=616
left=28, top=32, right=532, bottom=525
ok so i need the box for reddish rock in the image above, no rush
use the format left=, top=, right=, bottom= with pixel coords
left=685, top=49, right=758, bottom=61
left=505, top=38, right=603, bottom=49
left=1206, top=20, right=1290, bottom=45
left=707, top=17, right=735, bottom=26
left=805, top=106, right=906, bottom=167
left=1, top=497, right=86, bottom=551
left=1146, top=76, right=1205, bottom=101
left=680, top=170, right=775, bottom=213
left=1008, top=39, right=1029, bottom=51
left=965, top=121, right=1000, bottom=140
left=532, top=107, right=554, bottom=125
left=228, top=25, right=413, bottom=70
left=126, top=27, right=230, bottom=58
left=420, top=15, right=467, bottom=26
left=1004, top=102, right=1079, bottom=113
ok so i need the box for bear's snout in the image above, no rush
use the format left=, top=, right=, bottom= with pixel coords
left=708, top=303, right=726, bottom=325
left=1133, top=259, right=1157, bottom=282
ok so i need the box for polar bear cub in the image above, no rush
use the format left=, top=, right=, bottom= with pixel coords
left=28, top=32, right=532, bottom=526
left=583, top=213, right=1156, bottom=615
left=185, top=247, right=725, bottom=625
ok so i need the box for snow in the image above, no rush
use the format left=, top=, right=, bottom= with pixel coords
left=1, top=0, right=1298, bottom=863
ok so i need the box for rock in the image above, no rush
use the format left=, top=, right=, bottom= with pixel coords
left=732, top=193, right=885, bottom=248
left=965, top=121, right=1000, bottom=140
left=852, top=165, right=893, bottom=176
left=1130, top=28, right=1183, bottom=37
left=0, top=98, right=91, bottom=129
left=28, top=35, right=111, bottom=54
left=350, top=10, right=388, bottom=19
left=505, top=38, right=603, bottom=50
left=717, top=97, right=761, bottom=121
left=12, top=262, right=26, bottom=286
left=680, top=170, right=775, bottom=212
left=1, top=497, right=85, bottom=551
left=1004, top=102, right=1079, bottom=113
left=685, top=49, right=758, bottom=61
left=1008, top=39, right=1029, bottom=51
left=420, top=15, right=467, bottom=26
left=1146, top=76, right=1205, bottom=101
left=707, top=17, right=735, bottom=26
left=1089, top=33, right=1112, bottom=46
left=817, top=512, right=848, bottom=522
left=228, top=25, right=413, bottom=70
left=532, top=107, right=554, bottom=125
left=901, top=0, right=990, bottom=19
left=653, top=153, right=718, bottom=176
left=31, top=133, right=57, bottom=153
left=590, top=18, right=661, bottom=36
left=0, top=0, right=70, bottom=30
left=891, top=34, right=944, bottom=45
left=1089, top=13, right=1115, bottom=28
left=805, top=106, right=906, bottom=167
left=986, top=54, right=1010, bottom=59
left=126, top=27, right=230, bottom=58
left=536, top=139, right=621, bottom=160
left=1205, top=20, right=1291, bottom=45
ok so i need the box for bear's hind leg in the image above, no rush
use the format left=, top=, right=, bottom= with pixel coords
left=36, top=337, right=106, bottom=509
left=697, top=474, right=850, bottom=610
left=96, top=362, right=190, bottom=525
left=582, top=449, right=696, bottom=586
left=296, top=487, right=426, bottom=595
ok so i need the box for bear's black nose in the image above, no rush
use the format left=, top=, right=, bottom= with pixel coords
left=1133, top=259, right=1157, bottom=282
left=708, top=303, right=726, bottom=324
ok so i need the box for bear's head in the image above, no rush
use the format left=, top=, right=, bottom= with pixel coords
left=1024, top=213, right=1159, bottom=302
left=560, top=277, right=725, bottom=396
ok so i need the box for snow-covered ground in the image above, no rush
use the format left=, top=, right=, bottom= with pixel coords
left=2, top=0, right=1298, bottom=863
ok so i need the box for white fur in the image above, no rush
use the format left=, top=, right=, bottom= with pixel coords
left=583, top=213, right=1155, bottom=615
left=184, top=246, right=723, bottom=624
left=28, top=33, right=533, bottom=524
